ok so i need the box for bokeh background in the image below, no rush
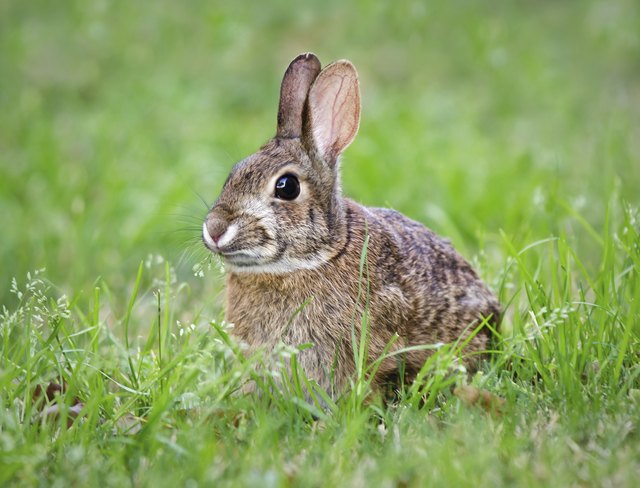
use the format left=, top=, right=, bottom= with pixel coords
left=1, top=0, right=639, bottom=306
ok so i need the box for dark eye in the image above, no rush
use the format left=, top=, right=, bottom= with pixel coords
left=275, top=174, right=300, bottom=200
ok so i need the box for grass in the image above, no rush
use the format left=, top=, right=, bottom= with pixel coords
left=1, top=0, right=639, bottom=486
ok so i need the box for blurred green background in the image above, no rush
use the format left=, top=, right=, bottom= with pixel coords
left=1, top=0, right=639, bottom=305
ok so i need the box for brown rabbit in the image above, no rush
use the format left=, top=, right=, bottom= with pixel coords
left=203, top=53, right=499, bottom=397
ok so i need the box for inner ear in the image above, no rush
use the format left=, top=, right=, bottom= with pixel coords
left=276, top=53, right=321, bottom=139
left=304, top=60, right=361, bottom=163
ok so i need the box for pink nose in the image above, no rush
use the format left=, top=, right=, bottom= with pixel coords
left=206, top=215, right=228, bottom=244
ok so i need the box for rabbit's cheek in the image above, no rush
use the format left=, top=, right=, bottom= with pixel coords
left=241, top=198, right=272, bottom=221
left=220, top=224, right=278, bottom=260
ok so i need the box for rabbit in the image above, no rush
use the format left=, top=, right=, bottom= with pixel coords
left=202, top=52, right=500, bottom=398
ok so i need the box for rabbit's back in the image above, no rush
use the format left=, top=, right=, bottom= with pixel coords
left=367, top=206, right=500, bottom=373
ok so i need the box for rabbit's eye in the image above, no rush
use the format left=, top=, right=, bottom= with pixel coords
left=275, top=174, right=300, bottom=200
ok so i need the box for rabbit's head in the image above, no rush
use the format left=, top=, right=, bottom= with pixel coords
left=203, top=53, right=361, bottom=273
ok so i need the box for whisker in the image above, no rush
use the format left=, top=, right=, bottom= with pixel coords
left=189, top=186, right=211, bottom=210
left=169, top=212, right=206, bottom=222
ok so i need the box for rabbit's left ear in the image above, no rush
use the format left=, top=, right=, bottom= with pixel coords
left=305, top=60, right=360, bottom=163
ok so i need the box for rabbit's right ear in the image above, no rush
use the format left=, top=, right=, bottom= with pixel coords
left=276, top=53, right=322, bottom=139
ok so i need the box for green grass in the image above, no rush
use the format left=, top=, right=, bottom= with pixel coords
left=1, top=0, right=639, bottom=486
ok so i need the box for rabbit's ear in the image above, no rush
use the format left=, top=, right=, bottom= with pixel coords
left=306, top=60, right=360, bottom=163
left=276, top=53, right=322, bottom=139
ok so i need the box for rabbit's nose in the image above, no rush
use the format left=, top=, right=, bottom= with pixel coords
left=205, top=215, right=228, bottom=245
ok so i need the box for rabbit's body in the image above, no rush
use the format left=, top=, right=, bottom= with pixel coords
left=203, top=54, right=499, bottom=396
left=226, top=186, right=498, bottom=394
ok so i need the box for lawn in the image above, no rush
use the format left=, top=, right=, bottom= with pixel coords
left=1, top=0, right=639, bottom=486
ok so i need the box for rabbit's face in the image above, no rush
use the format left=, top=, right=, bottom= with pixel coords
left=203, top=139, right=341, bottom=274
left=202, top=53, right=360, bottom=274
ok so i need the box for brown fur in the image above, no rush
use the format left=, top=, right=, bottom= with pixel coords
left=203, top=53, right=500, bottom=397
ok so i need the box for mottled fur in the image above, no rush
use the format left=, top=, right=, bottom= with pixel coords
left=203, top=53, right=500, bottom=397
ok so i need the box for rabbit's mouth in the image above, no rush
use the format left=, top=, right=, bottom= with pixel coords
left=220, top=250, right=257, bottom=261
left=218, top=248, right=275, bottom=267
left=203, top=229, right=276, bottom=265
